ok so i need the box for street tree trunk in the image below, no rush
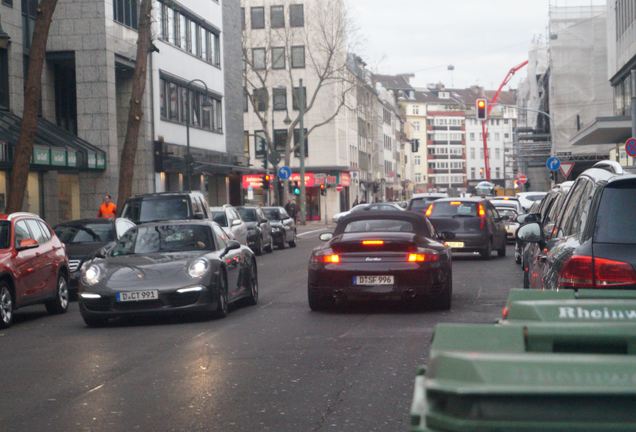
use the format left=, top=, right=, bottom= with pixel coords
left=117, top=0, right=153, bottom=210
left=6, top=0, right=58, bottom=213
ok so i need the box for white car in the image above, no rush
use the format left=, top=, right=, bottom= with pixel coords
left=490, top=199, right=524, bottom=215
left=516, top=192, right=548, bottom=212
left=210, top=205, right=249, bottom=245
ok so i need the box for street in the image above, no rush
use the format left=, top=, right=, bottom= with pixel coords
left=0, top=231, right=520, bottom=432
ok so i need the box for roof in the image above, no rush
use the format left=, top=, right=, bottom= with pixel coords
left=136, top=220, right=214, bottom=228
left=372, top=74, right=414, bottom=91
left=434, top=197, right=486, bottom=203
left=409, top=87, right=517, bottom=108
left=336, top=209, right=428, bottom=226
left=128, top=192, right=202, bottom=199
left=54, top=218, right=113, bottom=227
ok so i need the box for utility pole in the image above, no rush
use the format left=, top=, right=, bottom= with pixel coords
left=299, top=79, right=307, bottom=225
left=631, top=70, right=636, bottom=138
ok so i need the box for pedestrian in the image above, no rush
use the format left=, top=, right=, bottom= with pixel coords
left=97, top=193, right=117, bottom=219
left=285, top=199, right=297, bottom=222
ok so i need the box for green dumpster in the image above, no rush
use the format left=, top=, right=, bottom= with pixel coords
left=410, top=324, right=636, bottom=432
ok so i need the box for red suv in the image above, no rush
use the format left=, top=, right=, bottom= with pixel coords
left=0, top=213, right=69, bottom=328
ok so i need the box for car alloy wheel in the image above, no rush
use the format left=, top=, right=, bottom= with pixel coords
left=246, top=261, right=259, bottom=306
left=0, top=284, right=13, bottom=328
left=46, top=274, right=69, bottom=315
left=255, top=236, right=263, bottom=256
left=213, top=274, right=229, bottom=319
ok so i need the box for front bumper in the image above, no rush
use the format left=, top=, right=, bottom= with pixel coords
left=308, top=263, right=449, bottom=302
left=79, top=286, right=218, bottom=319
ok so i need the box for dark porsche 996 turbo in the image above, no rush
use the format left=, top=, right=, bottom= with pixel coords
left=78, top=221, right=258, bottom=327
left=308, top=211, right=453, bottom=311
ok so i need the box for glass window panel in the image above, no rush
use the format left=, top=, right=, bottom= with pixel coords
left=289, top=4, right=304, bottom=27
left=272, top=47, right=285, bottom=69
left=271, top=6, right=285, bottom=28
left=168, top=82, right=178, bottom=121
left=200, top=28, right=208, bottom=62
left=252, top=48, right=266, bottom=70
left=291, top=46, right=305, bottom=68
left=191, top=22, right=198, bottom=56
left=179, top=14, right=187, bottom=48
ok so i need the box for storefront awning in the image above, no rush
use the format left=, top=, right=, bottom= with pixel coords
left=570, top=116, right=632, bottom=146
left=0, top=110, right=106, bottom=170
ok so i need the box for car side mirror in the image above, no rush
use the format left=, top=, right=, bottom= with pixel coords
left=319, top=233, right=333, bottom=242
left=18, top=238, right=39, bottom=250
left=439, top=232, right=456, bottom=241
left=231, top=219, right=242, bottom=227
left=222, top=240, right=241, bottom=257
left=517, top=223, right=543, bottom=245
left=517, top=213, right=538, bottom=225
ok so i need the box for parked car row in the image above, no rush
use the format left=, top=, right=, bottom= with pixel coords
left=515, top=161, right=636, bottom=291
left=1, top=190, right=300, bottom=329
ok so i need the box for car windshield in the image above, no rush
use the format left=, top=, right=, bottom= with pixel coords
left=212, top=212, right=229, bottom=227
left=0, top=221, right=9, bottom=249
left=343, top=219, right=414, bottom=233
left=497, top=208, right=518, bottom=220
left=594, top=185, right=636, bottom=244
left=238, top=208, right=258, bottom=222
left=429, top=201, right=478, bottom=217
left=263, top=209, right=282, bottom=220
left=55, top=223, right=115, bottom=243
left=122, top=197, right=191, bottom=224
left=110, top=225, right=213, bottom=256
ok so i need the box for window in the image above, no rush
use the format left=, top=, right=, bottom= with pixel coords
left=470, top=148, right=475, bottom=160
left=167, top=7, right=175, bottom=43
left=289, top=4, right=304, bottom=27
left=469, top=132, right=475, bottom=141
left=243, top=132, right=250, bottom=156
left=273, top=87, right=287, bottom=111
left=168, top=82, right=178, bottom=121
left=14, top=221, right=30, bottom=247
left=253, top=88, right=268, bottom=112
left=113, top=0, right=138, bottom=29
left=470, top=167, right=476, bottom=179
left=414, top=155, right=421, bottom=166
left=273, top=129, right=287, bottom=152
left=190, top=21, right=198, bottom=56
left=160, top=76, right=223, bottom=132
left=271, top=5, right=285, bottom=28
left=495, top=167, right=501, bottom=179
left=251, top=7, right=265, bottom=29
left=0, top=49, right=9, bottom=109
left=292, top=86, right=307, bottom=110
left=495, top=132, right=500, bottom=141
left=252, top=48, right=266, bottom=70
left=25, top=220, right=47, bottom=244
left=414, top=173, right=422, bottom=183
left=179, top=14, right=187, bottom=48
left=412, top=105, right=420, bottom=115
left=272, top=47, right=286, bottom=69
left=595, top=185, right=636, bottom=244
left=2, top=0, right=13, bottom=6
left=291, top=46, right=305, bottom=68
left=243, top=88, right=249, bottom=112
left=413, top=121, right=420, bottom=131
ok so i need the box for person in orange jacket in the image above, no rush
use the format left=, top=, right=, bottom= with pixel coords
left=97, top=193, right=117, bottom=219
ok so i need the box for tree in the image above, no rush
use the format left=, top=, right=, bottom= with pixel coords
left=242, top=0, right=354, bottom=203
left=117, top=0, right=153, bottom=210
left=6, top=0, right=59, bottom=213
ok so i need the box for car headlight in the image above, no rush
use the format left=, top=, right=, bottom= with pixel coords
left=188, top=259, right=209, bottom=278
left=83, top=265, right=102, bottom=286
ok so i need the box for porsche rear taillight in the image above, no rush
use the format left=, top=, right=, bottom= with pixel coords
left=362, top=240, right=384, bottom=246
left=558, top=255, right=636, bottom=289
left=407, top=251, right=439, bottom=263
left=311, top=250, right=341, bottom=264
left=323, top=254, right=341, bottom=264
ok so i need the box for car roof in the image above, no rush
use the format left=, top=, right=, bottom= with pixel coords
left=136, top=220, right=215, bottom=228
left=411, top=193, right=448, bottom=199
left=0, top=212, right=41, bottom=221
left=434, top=197, right=485, bottom=203
left=210, top=207, right=228, bottom=212
left=335, top=210, right=429, bottom=232
left=578, top=161, right=636, bottom=185
left=128, top=192, right=201, bottom=200
left=55, top=218, right=113, bottom=227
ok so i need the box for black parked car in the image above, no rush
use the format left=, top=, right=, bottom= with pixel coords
left=78, top=221, right=258, bottom=327
left=237, top=206, right=273, bottom=255
left=308, top=211, right=453, bottom=311
left=54, top=218, right=136, bottom=293
left=120, top=192, right=211, bottom=224
left=263, top=207, right=297, bottom=249
left=425, top=198, right=507, bottom=259
left=518, top=161, right=636, bottom=290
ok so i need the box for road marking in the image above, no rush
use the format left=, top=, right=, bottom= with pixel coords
left=87, top=383, right=105, bottom=394
left=297, top=228, right=330, bottom=238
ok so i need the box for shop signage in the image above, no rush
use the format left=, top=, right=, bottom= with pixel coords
left=242, top=174, right=264, bottom=189
left=51, top=149, right=67, bottom=167
left=339, top=172, right=351, bottom=187
left=290, top=172, right=317, bottom=187
left=326, top=175, right=337, bottom=186
left=33, top=147, right=50, bottom=165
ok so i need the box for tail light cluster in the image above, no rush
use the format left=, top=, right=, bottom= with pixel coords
left=478, top=203, right=487, bottom=230
left=408, top=251, right=439, bottom=263
left=559, top=255, right=636, bottom=289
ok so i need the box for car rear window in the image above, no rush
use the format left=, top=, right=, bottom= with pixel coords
left=410, top=198, right=437, bottom=211
left=429, top=201, right=478, bottom=217
left=238, top=208, right=258, bottom=222
left=526, top=194, right=546, bottom=202
left=212, top=212, right=229, bottom=227
left=343, top=219, right=414, bottom=233
left=55, top=223, right=115, bottom=243
left=594, top=185, right=636, bottom=244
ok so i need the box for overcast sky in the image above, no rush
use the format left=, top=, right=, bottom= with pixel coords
left=347, top=0, right=607, bottom=91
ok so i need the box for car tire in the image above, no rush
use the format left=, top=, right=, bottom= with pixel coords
left=497, top=240, right=507, bottom=258
left=255, top=236, right=263, bottom=256
left=278, top=238, right=287, bottom=250
left=434, top=276, right=452, bottom=311
left=265, top=238, right=274, bottom=253
left=308, top=289, right=330, bottom=311
left=479, top=240, right=492, bottom=260
left=523, top=269, right=530, bottom=289
left=289, top=231, right=297, bottom=248
left=0, top=282, right=14, bottom=329
left=82, top=314, right=109, bottom=328
left=245, top=260, right=259, bottom=306
left=45, top=273, right=69, bottom=315
left=213, top=273, right=229, bottom=319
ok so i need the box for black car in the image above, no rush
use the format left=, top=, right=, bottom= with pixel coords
left=120, top=192, right=211, bottom=224
left=518, top=161, right=636, bottom=290
left=54, top=218, right=136, bottom=292
left=78, top=221, right=258, bottom=327
left=237, top=206, right=273, bottom=255
left=263, top=207, right=297, bottom=249
left=425, top=198, right=507, bottom=259
left=308, top=211, right=453, bottom=311
left=407, top=193, right=448, bottom=214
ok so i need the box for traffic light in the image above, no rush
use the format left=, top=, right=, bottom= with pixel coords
left=262, top=174, right=271, bottom=190
left=476, top=98, right=488, bottom=121
left=293, top=181, right=301, bottom=196
left=479, top=168, right=484, bottom=178
left=320, top=183, right=326, bottom=196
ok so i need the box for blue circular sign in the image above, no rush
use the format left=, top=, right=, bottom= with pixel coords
left=626, top=138, right=636, bottom=157
left=278, top=166, right=292, bottom=180
left=546, top=156, right=561, bottom=172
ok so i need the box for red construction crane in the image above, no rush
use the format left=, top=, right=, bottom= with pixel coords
left=480, top=60, right=528, bottom=181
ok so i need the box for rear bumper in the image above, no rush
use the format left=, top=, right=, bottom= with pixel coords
left=448, top=233, right=489, bottom=252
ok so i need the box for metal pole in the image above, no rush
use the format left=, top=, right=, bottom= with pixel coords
left=185, top=87, right=191, bottom=192
left=631, top=70, right=636, bottom=138
left=299, top=79, right=307, bottom=225
left=271, top=111, right=275, bottom=206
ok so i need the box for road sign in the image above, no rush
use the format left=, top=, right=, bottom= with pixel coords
left=559, top=162, right=575, bottom=179
left=516, top=173, right=528, bottom=185
left=278, top=166, right=291, bottom=180
left=336, top=185, right=343, bottom=192
left=626, top=138, right=636, bottom=157
left=546, top=156, right=561, bottom=172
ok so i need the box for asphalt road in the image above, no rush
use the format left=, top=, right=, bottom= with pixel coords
left=0, top=232, right=522, bottom=432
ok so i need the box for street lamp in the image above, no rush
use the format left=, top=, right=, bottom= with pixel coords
left=184, top=78, right=213, bottom=192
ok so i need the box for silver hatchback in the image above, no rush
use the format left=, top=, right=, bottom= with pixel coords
left=210, top=206, right=249, bottom=246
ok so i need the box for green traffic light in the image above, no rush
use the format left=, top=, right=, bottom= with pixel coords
left=293, top=188, right=301, bottom=196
